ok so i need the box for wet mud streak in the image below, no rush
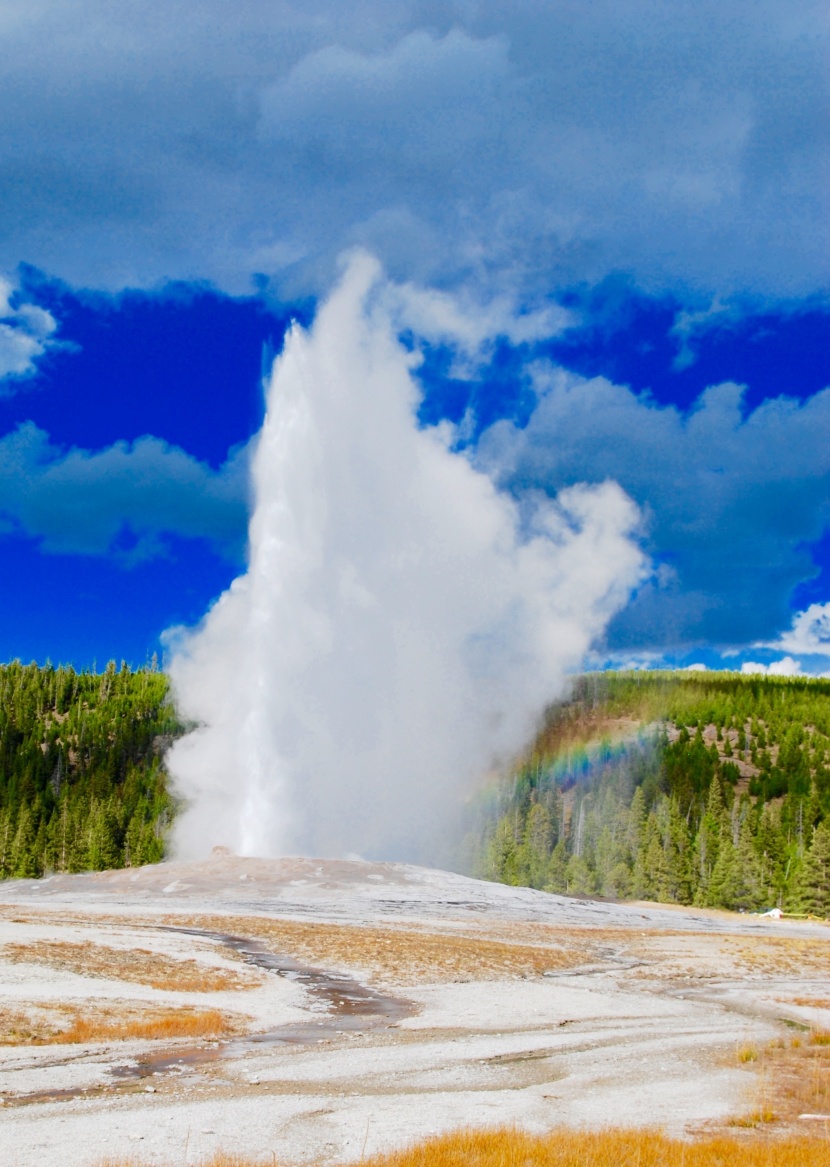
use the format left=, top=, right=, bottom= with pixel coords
left=110, top=925, right=415, bottom=1085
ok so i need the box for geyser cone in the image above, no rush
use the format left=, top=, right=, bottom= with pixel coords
left=166, top=253, right=646, bottom=863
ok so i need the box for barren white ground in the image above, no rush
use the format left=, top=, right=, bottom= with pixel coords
left=0, top=856, right=828, bottom=1165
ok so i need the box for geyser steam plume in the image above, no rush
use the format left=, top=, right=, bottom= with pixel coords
left=166, top=254, right=646, bottom=863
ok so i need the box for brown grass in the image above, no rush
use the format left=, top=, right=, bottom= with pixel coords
left=726, top=937, right=830, bottom=977
left=484, top=926, right=830, bottom=985
left=360, top=1129, right=830, bottom=1166
left=728, top=1032, right=830, bottom=1130
left=0, top=1002, right=239, bottom=1045
left=56, top=1007, right=231, bottom=1043
left=2, top=939, right=258, bottom=992
left=95, top=1128, right=830, bottom=1167
left=169, top=914, right=594, bottom=983
left=97, top=1157, right=259, bottom=1167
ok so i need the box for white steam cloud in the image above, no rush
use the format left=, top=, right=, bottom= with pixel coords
left=166, top=254, right=647, bottom=864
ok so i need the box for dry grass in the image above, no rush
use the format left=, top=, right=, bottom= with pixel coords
left=0, top=1005, right=47, bottom=1044
left=169, top=914, right=593, bottom=983
left=97, top=1157, right=260, bottom=1167
left=726, top=937, right=830, bottom=977
left=55, top=1007, right=231, bottom=1043
left=95, top=1128, right=830, bottom=1167
left=0, top=1001, right=239, bottom=1045
left=728, top=1032, right=830, bottom=1130
left=359, top=1129, right=830, bottom=1166
left=730, top=1107, right=778, bottom=1128
left=2, top=939, right=258, bottom=992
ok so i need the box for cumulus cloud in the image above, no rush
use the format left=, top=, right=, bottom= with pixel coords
left=670, top=298, right=735, bottom=370
left=740, top=657, right=805, bottom=677
left=0, top=422, right=248, bottom=560
left=0, top=3, right=825, bottom=300
left=0, top=275, right=57, bottom=387
left=757, top=602, right=830, bottom=658
left=476, top=369, right=830, bottom=652
left=383, top=278, right=571, bottom=365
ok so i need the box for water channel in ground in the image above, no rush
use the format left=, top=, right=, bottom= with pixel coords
left=108, top=925, right=416, bottom=1084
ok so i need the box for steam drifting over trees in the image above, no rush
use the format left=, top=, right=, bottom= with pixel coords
left=473, top=672, right=830, bottom=915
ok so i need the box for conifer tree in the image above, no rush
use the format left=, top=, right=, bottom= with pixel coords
left=545, top=839, right=568, bottom=893
left=0, top=662, right=179, bottom=881
left=518, top=802, right=553, bottom=888
left=797, top=822, right=830, bottom=917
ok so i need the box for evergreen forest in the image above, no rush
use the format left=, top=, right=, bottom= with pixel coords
left=0, top=660, right=179, bottom=879
left=472, top=672, right=830, bottom=917
left=2, top=662, right=830, bottom=918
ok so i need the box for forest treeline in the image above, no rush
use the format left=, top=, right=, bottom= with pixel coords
left=471, top=672, right=830, bottom=916
left=2, top=662, right=830, bottom=916
left=0, top=659, right=179, bottom=878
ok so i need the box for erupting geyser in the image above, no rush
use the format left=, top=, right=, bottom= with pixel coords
left=166, top=254, right=646, bottom=863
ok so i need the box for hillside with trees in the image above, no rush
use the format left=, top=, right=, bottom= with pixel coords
left=471, top=672, right=830, bottom=916
left=1, top=662, right=829, bottom=917
left=0, top=660, right=179, bottom=879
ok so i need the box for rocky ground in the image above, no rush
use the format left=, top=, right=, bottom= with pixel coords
left=0, top=855, right=828, bottom=1165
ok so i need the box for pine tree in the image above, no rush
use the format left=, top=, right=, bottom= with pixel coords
left=731, top=817, right=765, bottom=911
left=544, top=839, right=568, bottom=893
left=10, top=807, right=39, bottom=878
left=518, top=803, right=553, bottom=888
left=565, top=852, right=595, bottom=895
left=664, top=797, right=692, bottom=903
left=488, top=818, right=520, bottom=885
left=706, top=834, right=741, bottom=909
left=694, top=776, right=727, bottom=905
left=796, top=822, right=830, bottom=917
left=0, top=662, right=179, bottom=881
left=756, top=802, right=787, bottom=905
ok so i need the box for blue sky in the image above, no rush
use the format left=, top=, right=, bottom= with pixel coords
left=0, top=1, right=829, bottom=673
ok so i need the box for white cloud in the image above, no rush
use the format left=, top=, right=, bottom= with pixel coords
left=0, top=422, right=248, bottom=560
left=741, top=657, right=804, bottom=677
left=476, top=368, right=830, bottom=652
left=670, top=298, right=735, bottom=370
left=759, top=602, right=830, bottom=658
left=0, top=274, right=57, bottom=387
left=382, top=278, right=571, bottom=365
left=0, top=4, right=825, bottom=299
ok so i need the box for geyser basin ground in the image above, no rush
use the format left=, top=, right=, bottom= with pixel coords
left=0, top=857, right=828, bottom=1165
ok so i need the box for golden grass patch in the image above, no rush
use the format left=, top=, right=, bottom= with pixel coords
left=170, top=914, right=593, bottom=983
left=726, top=937, right=830, bottom=978
left=2, top=939, right=258, bottom=992
left=730, top=1107, right=778, bottom=1129
left=0, top=1001, right=240, bottom=1045
left=95, top=1128, right=830, bottom=1167
left=359, top=1128, right=830, bottom=1166
left=98, top=1157, right=259, bottom=1167
left=98, top=1159, right=259, bottom=1167
left=727, top=1031, right=830, bottom=1131
left=57, top=1007, right=232, bottom=1043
